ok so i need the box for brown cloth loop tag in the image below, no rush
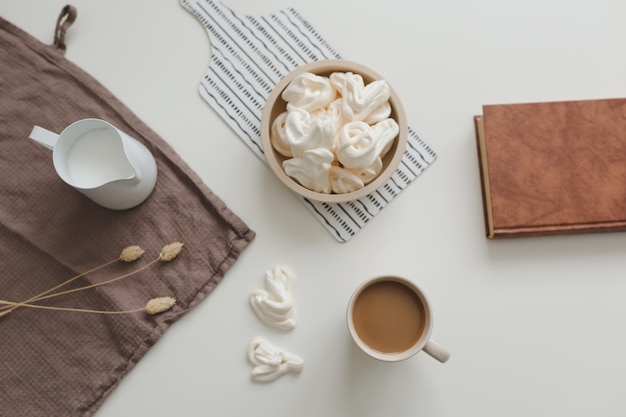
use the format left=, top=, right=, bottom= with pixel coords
left=53, top=4, right=77, bottom=52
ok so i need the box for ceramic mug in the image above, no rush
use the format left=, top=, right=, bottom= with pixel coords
left=347, top=276, right=450, bottom=363
left=29, top=118, right=157, bottom=210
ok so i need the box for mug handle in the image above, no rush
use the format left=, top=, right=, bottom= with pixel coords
left=424, top=339, right=451, bottom=363
left=29, top=126, right=59, bottom=150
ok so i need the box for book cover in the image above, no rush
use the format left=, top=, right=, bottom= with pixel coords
left=474, top=98, right=626, bottom=238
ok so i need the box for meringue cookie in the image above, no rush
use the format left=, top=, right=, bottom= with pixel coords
left=250, top=265, right=296, bottom=330
left=312, top=98, right=346, bottom=138
left=335, top=121, right=379, bottom=169
left=329, top=165, right=365, bottom=194
left=340, top=72, right=391, bottom=122
left=347, top=157, right=383, bottom=185
left=248, top=337, right=303, bottom=383
left=284, top=107, right=336, bottom=158
left=335, top=118, right=400, bottom=170
left=373, top=118, right=400, bottom=158
left=283, top=148, right=334, bottom=193
left=270, top=111, right=293, bottom=157
left=329, top=72, right=391, bottom=125
left=363, top=101, right=392, bottom=125
left=328, top=71, right=348, bottom=92
left=282, top=72, right=336, bottom=112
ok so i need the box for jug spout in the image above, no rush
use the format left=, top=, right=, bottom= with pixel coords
left=29, top=126, right=59, bottom=150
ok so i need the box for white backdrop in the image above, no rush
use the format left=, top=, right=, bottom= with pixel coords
left=2, top=1, right=626, bottom=416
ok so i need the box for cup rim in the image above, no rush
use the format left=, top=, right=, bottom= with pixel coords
left=346, top=276, right=433, bottom=362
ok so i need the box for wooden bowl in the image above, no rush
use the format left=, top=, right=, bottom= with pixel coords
left=260, top=60, right=407, bottom=203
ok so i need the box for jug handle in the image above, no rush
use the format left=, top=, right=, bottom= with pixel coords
left=29, top=126, right=59, bottom=150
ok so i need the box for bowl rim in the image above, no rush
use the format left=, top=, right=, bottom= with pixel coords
left=260, top=59, right=408, bottom=204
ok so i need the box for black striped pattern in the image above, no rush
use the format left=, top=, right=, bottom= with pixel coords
left=181, top=0, right=437, bottom=242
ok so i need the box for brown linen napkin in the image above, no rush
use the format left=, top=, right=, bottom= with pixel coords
left=0, top=5, right=255, bottom=416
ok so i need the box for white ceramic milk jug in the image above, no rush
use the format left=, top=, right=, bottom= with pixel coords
left=29, top=118, right=158, bottom=210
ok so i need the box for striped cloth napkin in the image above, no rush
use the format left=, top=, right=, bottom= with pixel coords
left=180, top=0, right=437, bottom=242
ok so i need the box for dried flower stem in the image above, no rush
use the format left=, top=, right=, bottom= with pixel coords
left=0, top=296, right=176, bottom=316
left=0, top=300, right=145, bottom=315
left=32, top=258, right=160, bottom=302
left=3, top=243, right=181, bottom=317
left=0, top=258, right=120, bottom=315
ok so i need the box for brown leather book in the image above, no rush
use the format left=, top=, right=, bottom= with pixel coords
left=474, top=98, right=626, bottom=238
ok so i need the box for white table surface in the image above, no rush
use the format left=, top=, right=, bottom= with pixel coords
left=3, top=1, right=626, bottom=416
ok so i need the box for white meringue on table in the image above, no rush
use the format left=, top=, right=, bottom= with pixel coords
left=284, top=107, right=336, bottom=158
left=281, top=72, right=336, bottom=112
left=248, top=337, right=303, bottom=383
left=283, top=148, right=334, bottom=194
left=249, top=265, right=296, bottom=330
